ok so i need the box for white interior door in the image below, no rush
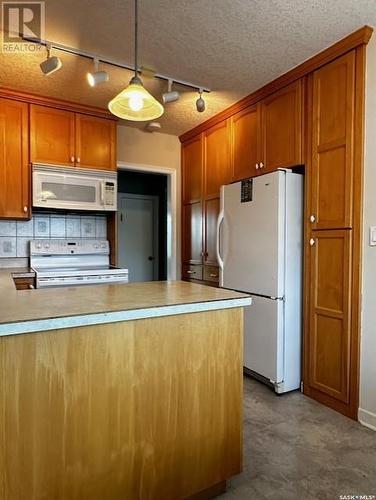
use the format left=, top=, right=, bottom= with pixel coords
left=244, top=295, right=284, bottom=383
left=118, top=193, right=158, bottom=282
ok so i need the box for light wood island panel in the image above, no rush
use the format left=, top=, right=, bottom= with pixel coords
left=0, top=308, right=243, bottom=500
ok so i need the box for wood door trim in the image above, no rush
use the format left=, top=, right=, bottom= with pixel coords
left=348, top=44, right=366, bottom=420
left=180, top=26, right=372, bottom=144
left=0, top=86, right=117, bottom=120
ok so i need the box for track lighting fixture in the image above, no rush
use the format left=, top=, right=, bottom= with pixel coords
left=87, top=58, right=109, bottom=87
left=196, top=88, right=205, bottom=112
left=39, top=44, right=62, bottom=75
left=162, top=79, right=180, bottom=104
left=108, top=0, right=164, bottom=121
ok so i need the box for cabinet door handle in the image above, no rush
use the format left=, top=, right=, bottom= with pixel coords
left=309, top=238, right=316, bottom=246
left=260, top=162, right=264, bottom=169
left=70, top=156, right=75, bottom=163
left=256, top=163, right=259, bottom=170
left=186, top=270, right=195, bottom=275
left=310, top=215, right=316, bottom=223
left=209, top=273, right=218, bottom=278
left=23, top=206, right=28, bottom=213
left=76, top=157, right=81, bottom=163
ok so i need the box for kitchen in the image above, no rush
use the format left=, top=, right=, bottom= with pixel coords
left=0, top=1, right=376, bottom=499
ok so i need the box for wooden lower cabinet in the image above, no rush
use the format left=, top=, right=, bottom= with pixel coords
left=182, top=264, right=203, bottom=281
left=0, top=98, right=30, bottom=219
left=304, top=230, right=352, bottom=409
left=203, top=265, right=220, bottom=284
left=0, top=309, right=243, bottom=500
left=182, top=202, right=203, bottom=265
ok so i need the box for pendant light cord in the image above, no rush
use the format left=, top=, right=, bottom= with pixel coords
left=134, top=0, right=138, bottom=78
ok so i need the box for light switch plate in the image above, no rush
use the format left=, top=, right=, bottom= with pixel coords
left=370, top=226, right=376, bottom=246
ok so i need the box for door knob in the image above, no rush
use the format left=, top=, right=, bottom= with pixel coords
left=23, top=206, right=28, bottom=213
left=148, top=256, right=154, bottom=261
left=309, top=238, right=316, bottom=246
left=310, top=215, right=316, bottom=222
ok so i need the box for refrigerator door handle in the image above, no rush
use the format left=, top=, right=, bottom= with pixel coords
left=216, top=209, right=224, bottom=271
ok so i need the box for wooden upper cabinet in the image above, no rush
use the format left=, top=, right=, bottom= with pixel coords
left=204, top=197, right=220, bottom=266
left=307, top=230, right=352, bottom=403
left=30, top=105, right=75, bottom=166
left=204, top=120, right=231, bottom=197
left=309, top=51, right=355, bottom=230
left=182, top=135, right=203, bottom=203
left=231, top=105, right=261, bottom=182
left=0, top=98, right=30, bottom=219
left=75, top=114, right=116, bottom=170
left=261, top=80, right=303, bottom=172
left=182, top=202, right=203, bottom=265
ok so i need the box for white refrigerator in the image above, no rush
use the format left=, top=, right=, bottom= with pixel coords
left=216, top=169, right=303, bottom=393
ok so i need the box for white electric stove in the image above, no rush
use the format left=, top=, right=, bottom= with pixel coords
left=30, top=239, right=129, bottom=288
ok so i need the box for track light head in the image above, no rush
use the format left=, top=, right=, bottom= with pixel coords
left=196, top=88, right=205, bottom=112
left=40, top=45, right=62, bottom=75
left=162, top=79, right=180, bottom=104
left=87, top=58, right=109, bottom=87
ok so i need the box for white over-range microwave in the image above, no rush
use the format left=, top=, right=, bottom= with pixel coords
left=33, top=164, right=117, bottom=212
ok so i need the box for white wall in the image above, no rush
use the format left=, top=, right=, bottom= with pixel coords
left=359, top=35, right=376, bottom=431
left=116, top=125, right=181, bottom=279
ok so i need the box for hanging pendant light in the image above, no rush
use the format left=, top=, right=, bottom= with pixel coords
left=108, top=0, right=164, bottom=121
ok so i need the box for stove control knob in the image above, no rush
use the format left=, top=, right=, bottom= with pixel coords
left=44, top=243, right=50, bottom=249
left=100, top=242, right=106, bottom=248
left=94, top=243, right=99, bottom=249
left=36, top=242, right=42, bottom=249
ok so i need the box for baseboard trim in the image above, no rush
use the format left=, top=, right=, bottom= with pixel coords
left=358, top=408, right=376, bottom=431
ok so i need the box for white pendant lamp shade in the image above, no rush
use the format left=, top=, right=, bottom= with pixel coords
left=108, top=76, right=164, bottom=121
left=108, top=0, right=164, bottom=121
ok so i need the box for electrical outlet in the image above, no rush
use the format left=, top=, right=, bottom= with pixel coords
left=370, top=226, right=376, bottom=246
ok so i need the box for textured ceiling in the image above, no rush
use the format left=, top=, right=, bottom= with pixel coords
left=0, top=0, right=375, bottom=135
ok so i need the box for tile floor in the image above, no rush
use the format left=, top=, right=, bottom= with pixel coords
left=221, top=377, right=376, bottom=500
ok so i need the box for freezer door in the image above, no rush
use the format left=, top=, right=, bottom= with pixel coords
left=221, top=171, right=286, bottom=298
left=244, top=295, right=284, bottom=384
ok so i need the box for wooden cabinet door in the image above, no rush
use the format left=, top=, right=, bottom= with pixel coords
left=204, top=197, right=220, bottom=266
left=204, top=120, right=231, bottom=197
left=231, top=105, right=261, bottom=181
left=0, top=99, right=30, bottom=219
left=75, top=114, right=116, bottom=170
left=182, top=202, right=203, bottom=264
left=30, top=105, right=75, bottom=166
left=310, top=52, right=355, bottom=229
left=182, top=136, right=203, bottom=203
left=306, top=230, right=352, bottom=405
left=261, top=80, right=302, bottom=172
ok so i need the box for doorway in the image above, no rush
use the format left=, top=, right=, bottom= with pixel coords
left=117, top=169, right=168, bottom=282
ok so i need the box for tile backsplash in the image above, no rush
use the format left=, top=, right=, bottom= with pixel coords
left=0, top=213, right=108, bottom=259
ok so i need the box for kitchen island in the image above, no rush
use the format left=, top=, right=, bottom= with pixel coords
left=0, top=272, right=251, bottom=500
